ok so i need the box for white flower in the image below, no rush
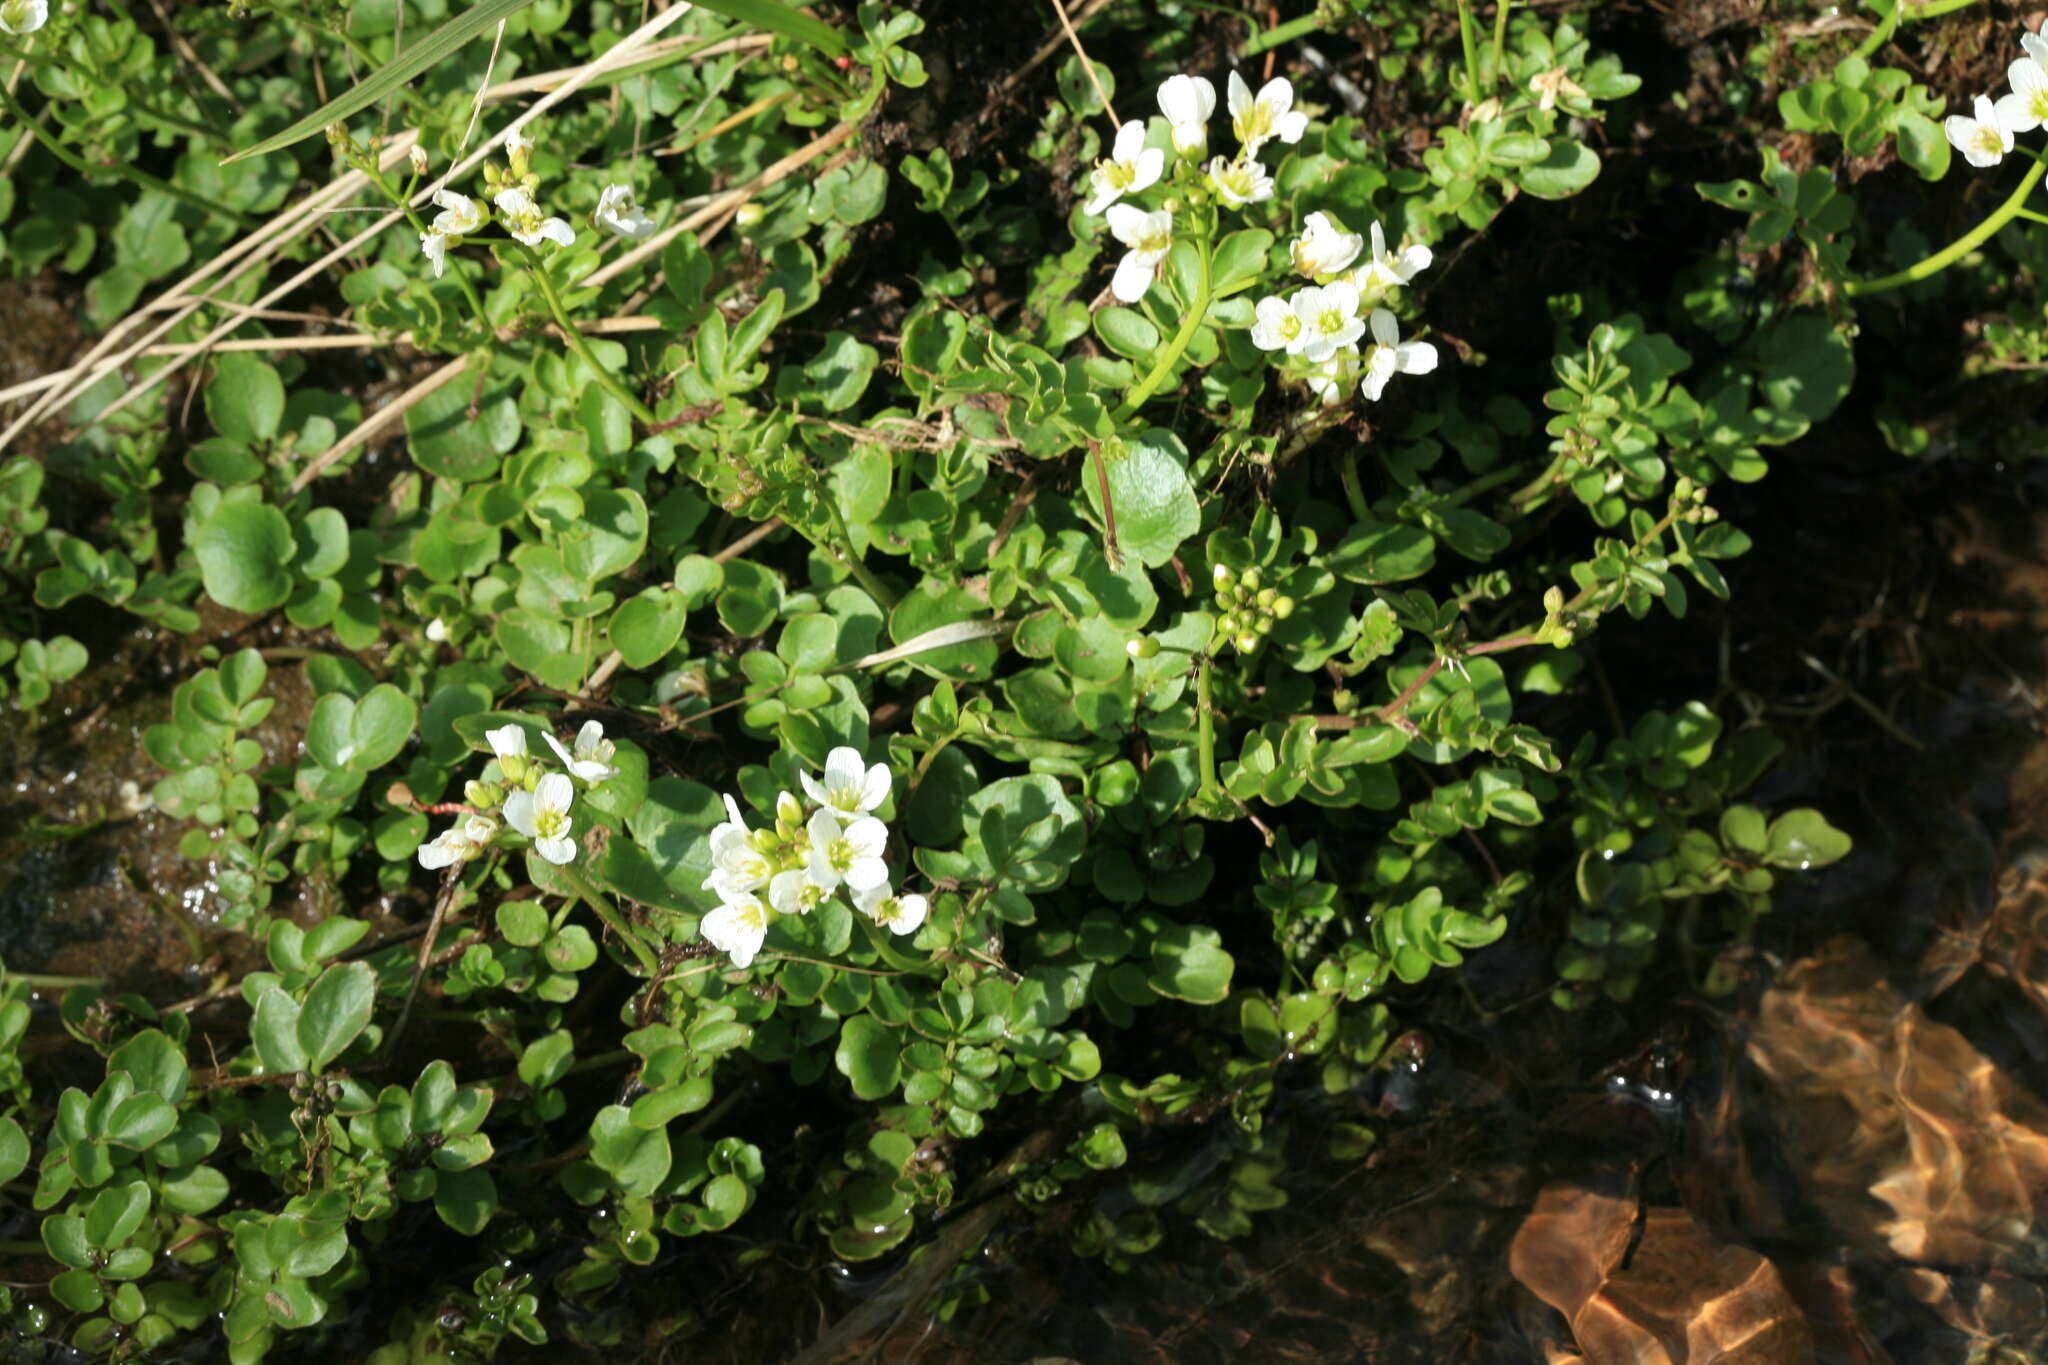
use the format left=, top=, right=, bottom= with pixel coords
left=1946, top=93, right=2016, bottom=169
left=1304, top=350, right=1362, bottom=406
left=503, top=772, right=577, bottom=865
left=493, top=187, right=575, bottom=248
left=2027, top=32, right=2048, bottom=69
left=805, top=808, right=890, bottom=895
left=1359, top=308, right=1439, bottom=403
left=1105, top=203, right=1173, bottom=303
left=503, top=128, right=535, bottom=174
left=1352, top=221, right=1433, bottom=300
left=711, top=792, right=749, bottom=844
left=420, top=231, right=449, bottom=279
left=485, top=724, right=528, bottom=765
left=594, top=184, right=657, bottom=240
left=852, top=881, right=928, bottom=936
left=1084, top=120, right=1165, bottom=216
left=1291, top=212, right=1363, bottom=278
left=800, top=745, right=893, bottom=817
left=1227, top=71, right=1309, bottom=157
left=700, top=891, right=769, bottom=968
left=545, top=719, right=619, bottom=783
left=768, top=868, right=831, bottom=916
left=1999, top=56, right=2048, bottom=134
left=430, top=188, right=487, bottom=236
left=418, top=814, right=498, bottom=870
left=703, top=817, right=773, bottom=899
left=0, top=0, right=47, bottom=35
left=1205, top=155, right=1274, bottom=208
left=1157, top=74, right=1216, bottom=156
left=1289, top=281, right=1365, bottom=363
left=425, top=617, right=449, bottom=643
left=1249, top=294, right=1304, bottom=351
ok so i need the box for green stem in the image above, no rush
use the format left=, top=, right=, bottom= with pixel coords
left=817, top=480, right=897, bottom=607
left=1116, top=240, right=1213, bottom=419
left=1490, top=0, right=1513, bottom=90
left=1196, top=654, right=1219, bottom=796
left=2016, top=207, right=2048, bottom=227
left=1338, top=448, right=1370, bottom=522
left=518, top=245, right=658, bottom=424
left=1456, top=0, right=1483, bottom=105
left=1854, top=0, right=1982, bottom=59
left=1, top=972, right=105, bottom=990
left=558, top=862, right=659, bottom=977
left=0, top=81, right=243, bottom=224
left=1847, top=156, right=2047, bottom=295
left=1238, top=11, right=1326, bottom=57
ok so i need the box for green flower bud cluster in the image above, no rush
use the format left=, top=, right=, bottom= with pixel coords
left=1209, top=562, right=1295, bottom=653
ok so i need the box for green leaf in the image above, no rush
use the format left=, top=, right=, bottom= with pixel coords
left=1147, top=924, right=1234, bottom=1003
left=205, top=355, right=286, bottom=444
left=42, top=1214, right=92, bottom=1269
left=0, top=1117, right=27, bottom=1185
left=834, top=1015, right=901, bottom=1100
left=193, top=500, right=295, bottom=613
left=691, top=0, right=845, bottom=55
left=226, top=0, right=543, bottom=163
left=1517, top=139, right=1601, bottom=199
left=252, top=988, right=307, bottom=1073
left=590, top=1104, right=671, bottom=1196
left=1093, top=307, right=1160, bottom=362
left=406, top=371, right=521, bottom=482
left=105, top=1094, right=177, bottom=1150
left=1089, top=430, right=1200, bottom=569
left=298, top=962, right=376, bottom=1072
left=85, top=1182, right=150, bottom=1250
left=1764, top=808, right=1852, bottom=869
left=108, top=1030, right=189, bottom=1104
left=433, top=1167, right=497, bottom=1235
left=348, top=684, right=417, bottom=770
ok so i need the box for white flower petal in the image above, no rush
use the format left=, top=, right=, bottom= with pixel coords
left=485, top=725, right=527, bottom=761
left=701, top=896, right=768, bottom=968
left=1111, top=251, right=1158, bottom=302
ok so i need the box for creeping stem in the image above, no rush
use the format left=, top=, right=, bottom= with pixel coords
left=1197, top=653, right=1219, bottom=796
left=559, top=861, right=660, bottom=977
left=517, top=244, right=660, bottom=424
left=1854, top=0, right=1984, bottom=61
left=1846, top=156, right=2048, bottom=296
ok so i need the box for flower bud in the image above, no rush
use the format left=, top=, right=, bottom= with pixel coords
left=1240, top=567, right=1263, bottom=592
left=1271, top=595, right=1296, bottom=620
left=1126, top=636, right=1160, bottom=659
left=1234, top=630, right=1261, bottom=652
left=1331, top=688, right=1355, bottom=712
left=735, top=201, right=765, bottom=228
left=1254, top=587, right=1277, bottom=610
left=409, top=144, right=429, bottom=177
left=1211, top=563, right=1235, bottom=591
left=1255, top=614, right=1275, bottom=634
left=1217, top=611, right=1241, bottom=636
left=385, top=781, right=416, bottom=808
left=464, top=779, right=501, bottom=809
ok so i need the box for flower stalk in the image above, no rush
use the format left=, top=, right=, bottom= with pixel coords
left=1846, top=154, right=2047, bottom=295
left=517, top=243, right=658, bottom=425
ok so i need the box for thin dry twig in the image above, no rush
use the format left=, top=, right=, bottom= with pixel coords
left=1048, top=0, right=1117, bottom=125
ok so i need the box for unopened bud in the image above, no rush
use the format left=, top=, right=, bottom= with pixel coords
left=1254, top=587, right=1277, bottom=610
left=409, top=144, right=429, bottom=177
left=1255, top=614, right=1275, bottom=635
left=735, top=201, right=765, bottom=228
left=1234, top=630, right=1261, bottom=652
left=385, top=781, right=416, bottom=808
left=1126, top=636, right=1160, bottom=660
left=1240, top=567, right=1263, bottom=592
left=1271, top=595, right=1296, bottom=620
left=1211, top=563, right=1235, bottom=590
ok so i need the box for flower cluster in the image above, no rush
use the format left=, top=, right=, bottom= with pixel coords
left=698, top=747, right=927, bottom=969
left=1085, top=71, right=1309, bottom=302
left=1945, top=31, right=2048, bottom=169
left=1250, top=210, right=1438, bottom=405
left=415, top=126, right=656, bottom=279
left=416, top=719, right=620, bottom=870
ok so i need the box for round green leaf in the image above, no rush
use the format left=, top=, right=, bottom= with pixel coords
left=204, top=354, right=285, bottom=444
left=834, top=1015, right=902, bottom=1101
left=1086, top=430, right=1200, bottom=569
left=192, top=500, right=294, bottom=613
left=406, top=374, right=520, bottom=482
left=610, top=589, right=687, bottom=669
left=297, top=962, right=376, bottom=1072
